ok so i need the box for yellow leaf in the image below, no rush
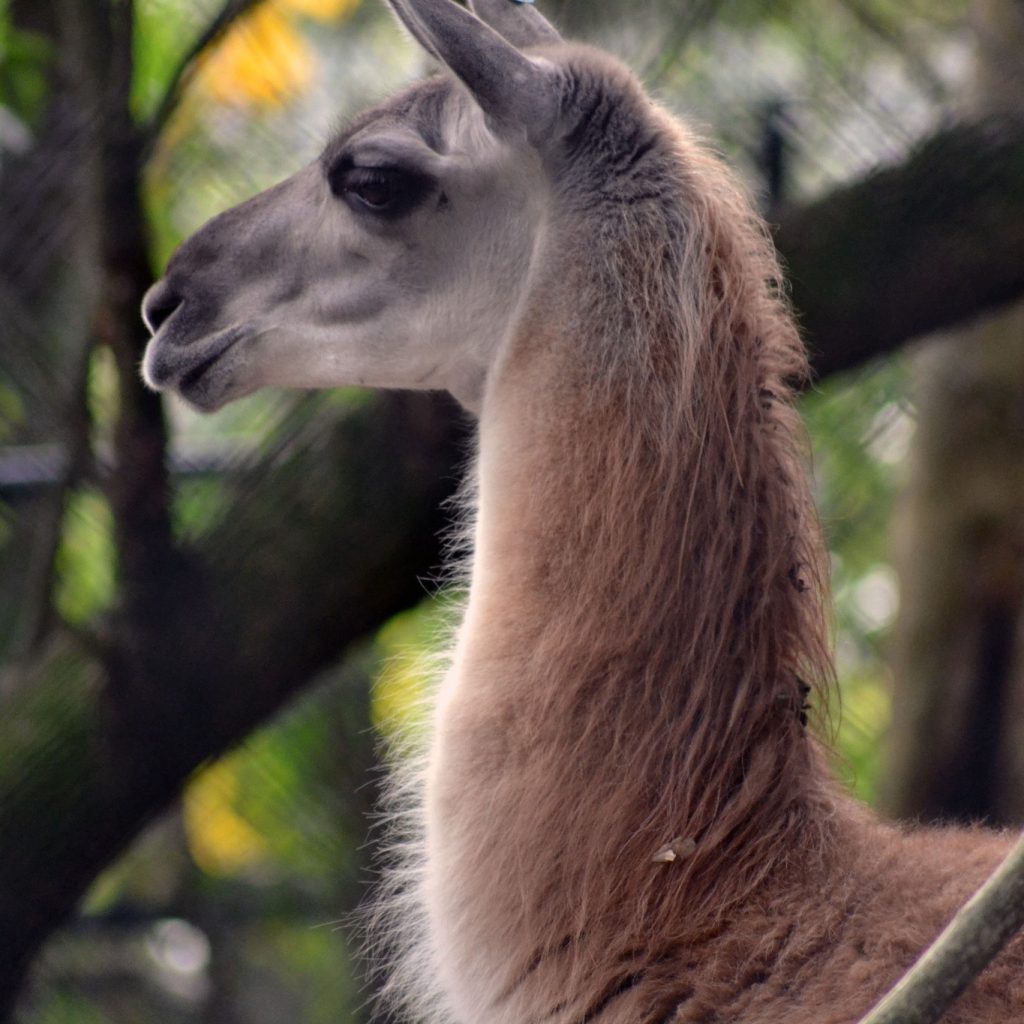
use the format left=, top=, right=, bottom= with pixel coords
left=277, top=0, right=361, bottom=21
left=197, top=6, right=314, bottom=108
left=183, top=759, right=268, bottom=875
left=372, top=604, right=444, bottom=744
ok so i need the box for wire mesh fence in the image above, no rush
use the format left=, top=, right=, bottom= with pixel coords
left=1, top=0, right=1022, bottom=1020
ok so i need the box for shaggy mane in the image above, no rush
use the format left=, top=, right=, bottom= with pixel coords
left=368, top=47, right=842, bottom=1024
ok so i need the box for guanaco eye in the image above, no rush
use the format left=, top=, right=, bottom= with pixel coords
left=329, top=161, right=432, bottom=218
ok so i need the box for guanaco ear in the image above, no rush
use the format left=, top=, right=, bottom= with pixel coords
left=386, top=0, right=444, bottom=60
left=467, top=0, right=561, bottom=49
left=386, top=0, right=559, bottom=136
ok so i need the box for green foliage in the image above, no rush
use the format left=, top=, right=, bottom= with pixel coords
left=0, top=645, right=104, bottom=904
left=803, top=355, right=911, bottom=801
left=0, top=377, right=26, bottom=442
left=183, top=688, right=347, bottom=881
left=132, top=0, right=211, bottom=121
left=806, top=359, right=909, bottom=570
left=173, top=477, right=231, bottom=541
left=53, top=489, right=115, bottom=626
left=247, top=923, right=357, bottom=1024
left=372, top=596, right=455, bottom=745
left=81, top=816, right=194, bottom=918
left=54, top=666, right=371, bottom=1022
left=17, top=992, right=110, bottom=1024
left=0, top=11, right=54, bottom=130
left=85, top=347, right=119, bottom=444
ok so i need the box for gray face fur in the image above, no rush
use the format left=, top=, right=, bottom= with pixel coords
left=141, top=0, right=562, bottom=413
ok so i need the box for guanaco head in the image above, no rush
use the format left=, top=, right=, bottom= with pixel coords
left=142, top=0, right=568, bottom=413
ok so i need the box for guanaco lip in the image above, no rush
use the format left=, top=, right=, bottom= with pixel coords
left=143, top=321, right=247, bottom=396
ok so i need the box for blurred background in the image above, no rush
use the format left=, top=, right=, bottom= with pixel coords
left=1, top=0, right=1023, bottom=1020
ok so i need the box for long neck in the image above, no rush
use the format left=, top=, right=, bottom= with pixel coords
left=459, top=175, right=837, bottom=927
left=428, top=161, right=841, bottom=1023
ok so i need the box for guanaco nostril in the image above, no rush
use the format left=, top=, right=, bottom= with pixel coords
left=142, top=281, right=183, bottom=335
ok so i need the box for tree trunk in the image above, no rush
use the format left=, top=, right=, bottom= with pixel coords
left=883, top=0, right=1024, bottom=825
left=0, top=0, right=104, bottom=654
left=884, top=308, right=1024, bottom=823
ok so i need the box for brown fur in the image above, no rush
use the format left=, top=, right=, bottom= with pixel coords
left=372, top=45, right=1024, bottom=1024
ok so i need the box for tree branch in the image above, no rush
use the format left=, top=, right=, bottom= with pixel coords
left=777, top=116, right=1024, bottom=379
left=9, top=331, right=95, bottom=658
left=858, top=831, right=1024, bottom=1024
left=0, top=392, right=467, bottom=1021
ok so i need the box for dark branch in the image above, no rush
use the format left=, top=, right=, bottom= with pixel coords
left=9, top=334, right=95, bottom=657
left=777, top=116, right=1024, bottom=380
left=0, top=392, right=467, bottom=1019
